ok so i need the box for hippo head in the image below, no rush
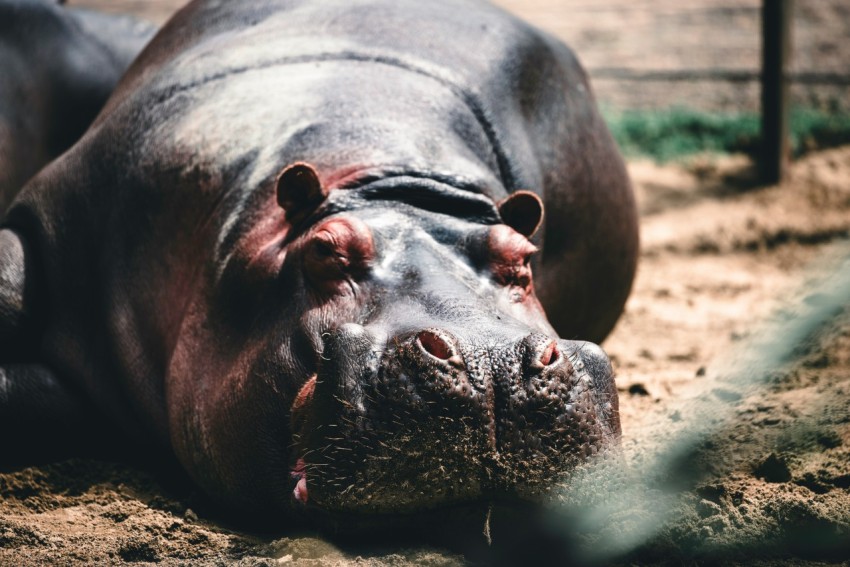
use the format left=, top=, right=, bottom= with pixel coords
left=166, top=163, right=620, bottom=532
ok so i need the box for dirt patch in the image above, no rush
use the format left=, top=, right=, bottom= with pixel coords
left=602, top=147, right=850, bottom=562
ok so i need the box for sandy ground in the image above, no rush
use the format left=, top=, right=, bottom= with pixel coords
left=3, top=1, right=850, bottom=565
left=66, top=0, right=850, bottom=112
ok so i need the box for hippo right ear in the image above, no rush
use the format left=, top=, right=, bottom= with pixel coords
left=275, top=163, right=329, bottom=224
left=498, top=190, right=544, bottom=238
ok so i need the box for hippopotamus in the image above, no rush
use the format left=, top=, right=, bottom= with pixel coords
left=0, top=0, right=638, bottom=537
left=0, top=0, right=156, bottom=211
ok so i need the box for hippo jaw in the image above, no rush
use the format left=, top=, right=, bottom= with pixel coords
left=289, top=321, right=621, bottom=521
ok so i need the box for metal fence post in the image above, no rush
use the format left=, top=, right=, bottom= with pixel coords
left=760, top=0, right=793, bottom=184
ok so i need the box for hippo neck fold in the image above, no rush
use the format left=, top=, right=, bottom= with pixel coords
left=292, top=172, right=504, bottom=239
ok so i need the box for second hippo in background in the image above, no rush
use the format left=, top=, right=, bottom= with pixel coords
left=0, top=0, right=157, bottom=210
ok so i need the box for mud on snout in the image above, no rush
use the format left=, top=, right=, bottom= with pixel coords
left=290, top=323, right=621, bottom=522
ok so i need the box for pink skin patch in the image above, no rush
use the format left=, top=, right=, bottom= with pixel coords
left=291, top=458, right=308, bottom=504
left=290, top=378, right=316, bottom=505
left=291, top=374, right=317, bottom=432
left=488, top=225, right=538, bottom=301
left=303, top=216, right=375, bottom=295
left=539, top=339, right=559, bottom=366
left=294, top=477, right=308, bottom=504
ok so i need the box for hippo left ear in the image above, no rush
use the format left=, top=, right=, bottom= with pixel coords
left=498, top=190, right=544, bottom=238
left=276, top=162, right=329, bottom=223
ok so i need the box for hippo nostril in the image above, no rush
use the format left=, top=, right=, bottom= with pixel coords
left=416, top=330, right=453, bottom=361
left=523, top=334, right=563, bottom=373
left=539, top=340, right=559, bottom=367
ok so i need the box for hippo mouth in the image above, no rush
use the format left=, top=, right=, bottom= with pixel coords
left=287, top=324, right=620, bottom=527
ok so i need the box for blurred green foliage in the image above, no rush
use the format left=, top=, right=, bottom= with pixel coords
left=603, top=107, right=850, bottom=162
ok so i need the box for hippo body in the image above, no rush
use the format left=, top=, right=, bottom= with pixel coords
left=0, top=0, right=157, bottom=210
left=1, top=0, right=638, bottom=532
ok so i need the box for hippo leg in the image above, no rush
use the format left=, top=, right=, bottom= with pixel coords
left=0, top=363, right=109, bottom=462
left=0, top=228, right=39, bottom=352
left=0, top=229, right=33, bottom=336
left=0, top=229, right=100, bottom=460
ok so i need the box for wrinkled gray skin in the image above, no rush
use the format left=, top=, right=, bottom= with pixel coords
left=0, top=0, right=638, bottom=532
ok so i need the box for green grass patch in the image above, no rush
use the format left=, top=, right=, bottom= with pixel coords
left=602, top=107, right=850, bottom=162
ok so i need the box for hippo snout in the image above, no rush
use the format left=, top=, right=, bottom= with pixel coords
left=414, top=330, right=562, bottom=375
left=294, top=325, right=620, bottom=517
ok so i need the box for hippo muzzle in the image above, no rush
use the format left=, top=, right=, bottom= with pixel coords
left=292, top=322, right=620, bottom=520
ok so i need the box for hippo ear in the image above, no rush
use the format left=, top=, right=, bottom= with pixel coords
left=275, top=162, right=329, bottom=223
left=498, top=190, right=544, bottom=238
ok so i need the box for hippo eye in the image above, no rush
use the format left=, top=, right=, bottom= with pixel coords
left=301, top=216, right=375, bottom=294
left=491, top=257, right=534, bottom=302
left=510, top=263, right=533, bottom=290
left=304, top=234, right=348, bottom=281
left=312, top=238, right=337, bottom=261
